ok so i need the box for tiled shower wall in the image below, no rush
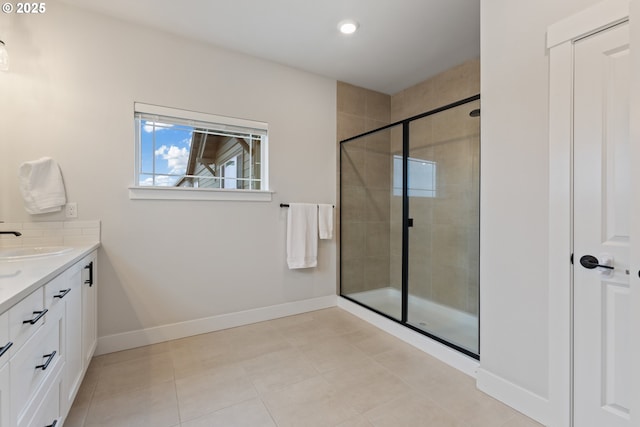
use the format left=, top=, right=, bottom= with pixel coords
left=390, top=59, right=480, bottom=121
left=337, top=82, right=391, bottom=294
left=391, top=59, right=480, bottom=315
left=338, top=58, right=480, bottom=315
left=390, top=101, right=480, bottom=315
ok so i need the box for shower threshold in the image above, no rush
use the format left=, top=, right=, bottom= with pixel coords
left=346, top=287, right=479, bottom=356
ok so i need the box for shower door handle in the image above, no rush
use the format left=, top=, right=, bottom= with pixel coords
left=408, top=218, right=414, bottom=227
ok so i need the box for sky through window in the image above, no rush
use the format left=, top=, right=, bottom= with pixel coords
left=139, top=121, right=194, bottom=186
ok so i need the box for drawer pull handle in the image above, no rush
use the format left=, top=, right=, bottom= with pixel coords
left=84, top=261, right=94, bottom=287
left=36, top=351, right=56, bottom=370
left=23, top=309, right=48, bottom=325
left=0, top=341, right=12, bottom=358
left=53, top=288, right=71, bottom=299
left=44, top=420, right=58, bottom=427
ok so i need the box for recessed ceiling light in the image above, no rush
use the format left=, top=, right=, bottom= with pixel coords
left=338, top=19, right=359, bottom=35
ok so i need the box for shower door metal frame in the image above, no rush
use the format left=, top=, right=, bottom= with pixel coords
left=339, top=93, right=481, bottom=360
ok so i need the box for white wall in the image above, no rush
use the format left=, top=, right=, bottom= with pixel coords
left=0, top=2, right=337, bottom=344
left=480, top=0, right=602, bottom=421
left=630, top=2, right=640, bottom=424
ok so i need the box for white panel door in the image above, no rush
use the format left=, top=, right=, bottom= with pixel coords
left=573, top=22, right=631, bottom=427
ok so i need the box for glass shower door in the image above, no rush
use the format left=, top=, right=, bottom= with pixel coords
left=340, top=125, right=403, bottom=321
left=339, top=95, right=480, bottom=358
left=406, top=99, right=480, bottom=355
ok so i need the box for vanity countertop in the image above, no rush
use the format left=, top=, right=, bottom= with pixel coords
left=0, top=242, right=100, bottom=313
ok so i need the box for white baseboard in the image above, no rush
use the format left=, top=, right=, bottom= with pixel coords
left=96, top=295, right=338, bottom=355
left=337, top=296, right=480, bottom=378
left=476, top=368, right=550, bottom=425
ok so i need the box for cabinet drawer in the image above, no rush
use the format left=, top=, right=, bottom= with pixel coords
left=11, top=317, right=61, bottom=427
left=0, top=310, right=10, bottom=367
left=9, top=287, right=45, bottom=355
left=44, top=272, right=70, bottom=314
left=20, top=365, right=62, bottom=427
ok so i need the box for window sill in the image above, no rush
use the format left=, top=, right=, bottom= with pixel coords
left=128, top=186, right=273, bottom=202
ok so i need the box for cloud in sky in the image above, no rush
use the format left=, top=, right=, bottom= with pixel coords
left=143, top=121, right=175, bottom=133
left=155, top=144, right=189, bottom=175
left=140, top=175, right=178, bottom=187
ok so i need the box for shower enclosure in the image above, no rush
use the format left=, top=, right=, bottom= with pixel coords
left=340, top=95, right=480, bottom=358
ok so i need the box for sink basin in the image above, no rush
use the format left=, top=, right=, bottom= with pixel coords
left=0, top=246, right=73, bottom=260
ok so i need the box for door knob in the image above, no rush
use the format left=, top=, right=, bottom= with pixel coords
left=579, top=255, right=614, bottom=270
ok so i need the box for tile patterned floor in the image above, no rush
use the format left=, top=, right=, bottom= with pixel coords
left=65, top=308, right=543, bottom=427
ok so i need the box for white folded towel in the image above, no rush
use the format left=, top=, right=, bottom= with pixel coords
left=18, top=157, right=67, bottom=214
left=318, top=204, right=333, bottom=239
left=287, top=203, right=318, bottom=269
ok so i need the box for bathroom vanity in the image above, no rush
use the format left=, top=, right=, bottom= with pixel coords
left=0, top=244, right=99, bottom=427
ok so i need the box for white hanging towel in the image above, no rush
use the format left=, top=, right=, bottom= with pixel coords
left=18, top=157, right=67, bottom=214
left=318, top=204, right=334, bottom=239
left=287, top=203, right=318, bottom=269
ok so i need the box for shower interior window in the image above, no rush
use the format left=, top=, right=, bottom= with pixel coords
left=393, top=155, right=437, bottom=198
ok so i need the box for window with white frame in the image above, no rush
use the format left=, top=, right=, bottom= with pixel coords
left=131, top=103, right=269, bottom=200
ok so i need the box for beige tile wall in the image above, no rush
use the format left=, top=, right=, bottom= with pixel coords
left=392, top=58, right=480, bottom=315
left=338, top=57, right=480, bottom=315
left=391, top=59, right=480, bottom=121
left=399, top=100, right=480, bottom=315
left=337, top=82, right=392, bottom=294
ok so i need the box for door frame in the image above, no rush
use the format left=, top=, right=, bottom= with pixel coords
left=547, top=0, right=632, bottom=426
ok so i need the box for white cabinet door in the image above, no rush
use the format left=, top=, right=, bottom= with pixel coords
left=63, top=263, right=83, bottom=415
left=573, top=21, right=631, bottom=427
left=0, top=362, right=9, bottom=427
left=81, top=252, right=97, bottom=367
left=0, top=310, right=8, bottom=427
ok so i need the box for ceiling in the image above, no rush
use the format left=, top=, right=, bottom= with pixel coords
left=60, top=0, right=480, bottom=95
